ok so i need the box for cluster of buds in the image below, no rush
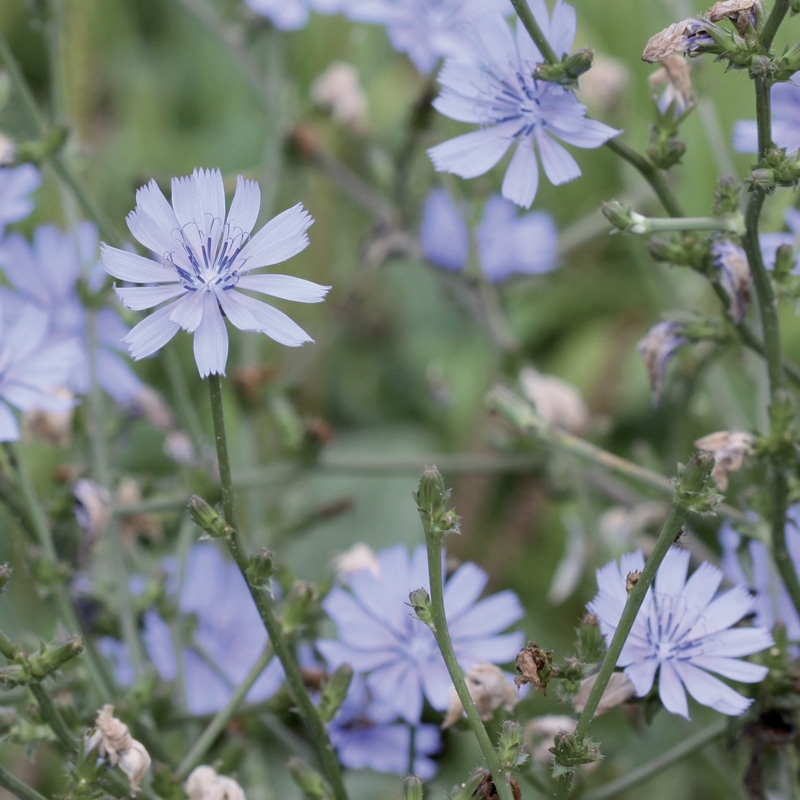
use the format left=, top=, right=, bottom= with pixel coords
left=0, top=635, right=83, bottom=688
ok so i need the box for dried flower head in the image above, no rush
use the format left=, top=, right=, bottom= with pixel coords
left=711, top=241, right=752, bottom=325
left=442, top=662, right=519, bottom=728
left=86, top=705, right=151, bottom=794
left=694, top=430, right=754, bottom=490
left=311, top=61, right=369, bottom=133
left=648, top=55, right=694, bottom=115
left=707, top=0, right=761, bottom=33
left=572, top=671, right=636, bottom=715
left=519, top=367, right=589, bottom=434
left=642, top=19, right=715, bottom=63
left=637, top=319, right=687, bottom=404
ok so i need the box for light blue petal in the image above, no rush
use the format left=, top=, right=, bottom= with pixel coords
left=193, top=293, right=228, bottom=377
left=171, top=169, right=226, bottom=260
left=0, top=402, right=20, bottom=441
left=124, top=304, right=181, bottom=360
left=658, top=660, right=691, bottom=718
left=553, top=116, right=621, bottom=148
left=116, top=284, right=187, bottom=311
left=236, top=274, right=330, bottom=302
left=126, top=179, right=181, bottom=256
left=168, top=289, right=206, bottom=333
left=501, top=136, right=540, bottom=208
left=420, top=189, right=470, bottom=270
left=654, top=546, right=690, bottom=598
left=428, top=125, right=514, bottom=179
left=689, top=655, right=768, bottom=683
left=535, top=128, right=582, bottom=186
left=673, top=660, right=752, bottom=715
left=218, top=290, right=313, bottom=346
left=623, top=657, right=658, bottom=696
left=732, top=120, right=758, bottom=154
left=101, top=244, right=178, bottom=283
left=227, top=175, right=261, bottom=236
left=95, top=349, right=143, bottom=405
left=237, top=203, right=313, bottom=271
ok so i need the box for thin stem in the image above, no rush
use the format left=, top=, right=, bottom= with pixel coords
left=176, top=642, right=275, bottom=780
left=206, top=377, right=348, bottom=800
left=770, top=472, right=800, bottom=619
left=508, top=0, right=558, bottom=64
left=424, top=538, right=515, bottom=800
left=29, top=681, right=77, bottom=751
left=0, top=763, right=50, bottom=800
left=604, top=138, right=685, bottom=218
left=761, top=0, right=790, bottom=51
left=555, top=499, right=690, bottom=799
left=581, top=720, right=727, bottom=800
left=485, top=386, right=753, bottom=528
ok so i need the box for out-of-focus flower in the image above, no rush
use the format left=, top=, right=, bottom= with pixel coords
left=420, top=190, right=558, bottom=280
left=0, top=222, right=144, bottom=405
left=720, top=509, right=800, bottom=644
left=598, top=502, right=668, bottom=553
left=575, top=54, right=629, bottom=116
left=101, top=169, right=329, bottom=378
left=637, top=319, right=688, bottom=404
left=572, top=671, right=636, bottom=715
left=328, top=673, right=441, bottom=778
left=648, top=55, right=694, bottom=116
left=318, top=544, right=524, bottom=724
left=642, top=19, right=717, bottom=63
left=86, top=705, right=151, bottom=794
left=116, top=477, right=163, bottom=544
left=0, top=164, right=40, bottom=234
left=760, top=207, right=800, bottom=274
left=710, top=240, right=751, bottom=325
left=733, top=82, right=800, bottom=154
left=185, top=766, right=246, bottom=800
left=22, top=387, right=75, bottom=445
left=342, top=0, right=508, bottom=74
left=428, top=8, right=620, bottom=208
left=311, top=62, right=369, bottom=133
left=74, top=479, right=114, bottom=540
left=519, top=367, right=589, bottom=434
left=442, top=662, right=519, bottom=728
left=0, top=300, right=82, bottom=442
left=694, top=430, right=754, bottom=490
left=332, top=543, right=380, bottom=582
left=245, top=0, right=342, bottom=30
left=588, top=548, right=772, bottom=719
left=0, top=135, right=17, bottom=166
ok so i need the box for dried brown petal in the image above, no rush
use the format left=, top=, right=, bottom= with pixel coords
left=515, top=642, right=554, bottom=694
left=642, top=19, right=710, bottom=63
left=695, top=430, right=754, bottom=490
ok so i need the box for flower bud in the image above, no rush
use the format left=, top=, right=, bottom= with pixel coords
left=287, top=757, right=333, bottom=800
left=317, top=663, right=353, bottom=724
left=515, top=642, right=554, bottom=695
left=416, top=465, right=459, bottom=536
left=674, top=451, right=721, bottom=513
left=550, top=731, right=602, bottom=777
left=576, top=613, right=606, bottom=664
left=402, top=776, right=424, bottom=800
left=246, top=548, right=275, bottom=587
left=188, top=495, right=231, bottom=539
left=28, top=636, right=83, bottom=679
left=773, top=243, right=796, bottom=280
left=535, top=48, right=594, bottom=87
left=497, top=720, right=526, bottom=770
left=409, top=587, right=435, bottom=628
left=713, top=175, right=742, bottom=216
left=280, top=581, right=317, bottom=634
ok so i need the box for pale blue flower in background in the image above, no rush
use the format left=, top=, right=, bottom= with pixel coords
left=0, top=164, right=40, bottom=234
left=421, top=189, right=558, bottom=280
left=328, top=673, right=441, bottom=778
left=588, top=548, right=772, bottom=719
left=427, top=4, right=620, bottom=208
left=0, top=299, right=82, bottom=441
left=245, top=0, right=343, bottom=31
left=733, top=82, right=800, bottom=155
left=100, top=545, right=284, bottom=715
left=760, top=207, right=800, bottom=274
left=637, top=319, right=687, bottom=404
left=342, top=0, right=509, bottom=74
left=719, top=507, right=800, bottom=647
left=0, top=222, right=143, bottom=404
left=710, top=240, right=751, bottom=325
left=317, top=543, right=524, bottom=724
left=101, top=168, right=329, bottom=378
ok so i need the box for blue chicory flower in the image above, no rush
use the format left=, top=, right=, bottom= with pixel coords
left=342, top=0, right=509, bottom=74
left=710, top=240, right=751, bottom=325
left=245, top=0, right=343, bottom=31
left=719, top=508, right=800, bottom=647
left=0, top=299, right=83, bottom=441
left=0, top=222, right=144, bottom=405
left=142, top=544, right=285, bottom=715
left=421, top=189, right=559, bottom=281
left=0, top=164, right=41, bottom=234
left=427, top=3, right=621, bottom=208
left=588, top=547, right=773, bottom=719
left=328, top=673, right=441, bottom=778
left=101, top=168, right=330, bottom=378
left=733, top=81, right=800, bottom=155
left=317, top=543, right=524, bottom=724
left=637, top=319, right=687, bottom=405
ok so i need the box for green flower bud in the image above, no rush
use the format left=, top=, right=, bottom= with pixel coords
left=416, top=466, right=460, bottom=537
left=28, top=636, right=84, bottom=679
left=188, top=495, right=231, bottom=539
left=16, top=126, right=68, bottom=165
left=550, top=731, right=602, bottom=778
left=287, top=757, right=333, bottom=800
left=318, top=663, right=353, bottom=724
left=577, top=613, right=606, bottom=664
left=712, top=175, right=742, bottom=216
left=748, top=168, right=777, bottom=191
left=674, top=451, right=721, bottom=514
left=498, top=720, right=527, bottom=770
left=409, top=587, right=435, bottom=629
left=403, top=776, right=424, bottom=800
left=774, top=244, right=796, bottom=281
left=246, top=548, right=275, bottom=587
left=535, top=48, right=594, bottom=87
left=280, top=582, right=317, bottom=635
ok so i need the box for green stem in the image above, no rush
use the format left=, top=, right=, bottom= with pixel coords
left=555, top=499, right=690, bottom=799
left=176, top=642, right=275, bottom=780
left=485, top=386, right=753, bottom=529
left=770, top=472, right=800, bottom=619
left=4, top=445, right=114, bottom=700
left=423, top=537, right=515, bottom=800
left=29, top=681, right=77, bottom=751
left=761, top=0, right=790, bottom=51
left=508, top=0, right=558, bottom=64
left=206, top=376, right=348, bottom=800
left=0, top=763, right=50, bottom=800
left=581, top=720, right=727, bottom=800
left=604, top=138, right=685, bottom=218
left=637, top=216, right=744, bottom=234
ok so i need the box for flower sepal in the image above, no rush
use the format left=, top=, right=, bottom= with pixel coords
left=498, top=720, right=527, bottom=770
left=534, top=48, right=594, bottom=89
left=409, top=587, right=436, bottom=630
left=673, top=451, right=722, bottom=514
left=317, top=663, right=353, bottom=724
left=287, top=757, right=333, bottom=800
left=550, top=731, right=602, bottom=777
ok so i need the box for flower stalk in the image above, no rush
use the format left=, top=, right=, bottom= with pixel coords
left=206, top=376, right=348, bottom=800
